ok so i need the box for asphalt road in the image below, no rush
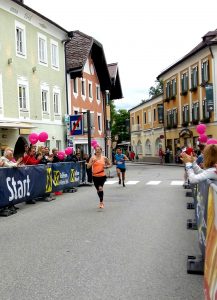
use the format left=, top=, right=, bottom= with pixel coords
left=0, top=165, right=203, bottom=300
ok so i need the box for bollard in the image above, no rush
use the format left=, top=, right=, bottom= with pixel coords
left=187, top=255, right=204, bottom=275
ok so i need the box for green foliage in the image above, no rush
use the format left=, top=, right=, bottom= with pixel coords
left=111, top=108, right=130, bottom=143
left=148, top=79, right=163, bottom=98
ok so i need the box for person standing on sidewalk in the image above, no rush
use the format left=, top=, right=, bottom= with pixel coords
left=114, top=148, right=129, bottom=187
left=87, top=146, right=111, bottom=209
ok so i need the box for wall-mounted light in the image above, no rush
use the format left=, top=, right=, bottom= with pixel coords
left=8, top=58, right=13, bottom=65
left=32, top=66, right=37, bottom=73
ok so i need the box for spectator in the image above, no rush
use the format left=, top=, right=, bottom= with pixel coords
left=1, top=148, right=23, bottom=167
left=23, top=146, right=42, bottom=165
left=181, top=144, right=217, bottom=184
left=51, top=148, right=60, bottom=163
left=196, top=144, right=206, bottom=168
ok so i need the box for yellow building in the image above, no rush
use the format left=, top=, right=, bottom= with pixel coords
left=129, top=94, right=165, bottom=162
left=157, top=29, right=217, bottom=157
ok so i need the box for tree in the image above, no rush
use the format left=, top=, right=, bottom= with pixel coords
left=111, top=108, right=130, bottom=143
left=148, top=79, right=163, bottom=98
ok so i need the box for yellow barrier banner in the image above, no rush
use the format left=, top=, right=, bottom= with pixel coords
left=204, top=187, right=217, bottom=300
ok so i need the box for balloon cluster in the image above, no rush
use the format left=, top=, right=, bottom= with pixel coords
left=196, top=124, right=217, bottom=145
left=28, top=131, right=48, bottom=144
left=91, top=139, right=99, bottom=149
left=57, top=147, right=74, bottom=161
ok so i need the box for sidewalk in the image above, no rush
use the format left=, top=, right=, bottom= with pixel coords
left=127, top=161, right=184, bottom=167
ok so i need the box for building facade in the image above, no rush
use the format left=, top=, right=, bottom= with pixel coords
left=157, top=30, right=217, bottom=157
left=0, top=0, right=68, bottom=153
left=129, top=94, right=165, bottom=161
left=65, top=31, right=123, bottom=159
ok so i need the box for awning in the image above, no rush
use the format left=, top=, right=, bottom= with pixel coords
left=0, top=122, right=36, bottom=129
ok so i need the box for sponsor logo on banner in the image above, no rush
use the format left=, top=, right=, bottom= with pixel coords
left=46, top=167, right=52, bottom=193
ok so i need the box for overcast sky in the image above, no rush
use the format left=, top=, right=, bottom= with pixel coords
left=25, top=0, right=217, bottom=110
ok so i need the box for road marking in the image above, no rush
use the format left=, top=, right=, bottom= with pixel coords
left=170, top=181, right=184, bottom=185
left=105, top=181, right=118, bottom=185
left=146, top=181, right=161, bottom=185
left=125, top=181, right=140, bottom=185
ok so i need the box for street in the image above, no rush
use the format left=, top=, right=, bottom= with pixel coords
left=0, top=164, right=203, bottom=300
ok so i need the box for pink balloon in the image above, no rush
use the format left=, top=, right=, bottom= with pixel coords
left=91, top=140, right=97, bottom=147
left=196, top=124, right=206, bottom=135
left=94, top=143, right=100, bottom=149
left=57, top=151, right=65, bottom=161
left=38, top=131, right=48, bottom=142
left=198, top=134, right=208, bottom=144
left=65, top=147, right=73, bottom=155
left=207, top=138, right=217, bottom=145
left=28, top=133, right=39, bottom=145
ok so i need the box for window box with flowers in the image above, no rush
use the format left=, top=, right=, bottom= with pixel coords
left=191, top=119, right=199, bottom=125
left=189, top=87, right=197, bottom=92
left=180, top=91, right=188, bottom=96
left=200, top=117, right=210, bottom=123
left=170, top=95, right=176, bottom=100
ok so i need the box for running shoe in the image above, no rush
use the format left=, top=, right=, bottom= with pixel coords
left=98, top=202, right=104, bottom=209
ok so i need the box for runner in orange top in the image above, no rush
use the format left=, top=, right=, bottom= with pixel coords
left=87, top=146, right=112, bottom=208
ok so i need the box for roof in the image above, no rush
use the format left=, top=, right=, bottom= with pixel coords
left=11, top=0, right=68, bottom=33
left=128, top=93, right=163, bottom=112
left=107, top=63, right=123, bottom=99
left=157, top=29, right=217, bottom=79
left=65, top=31, right=111, bottom=91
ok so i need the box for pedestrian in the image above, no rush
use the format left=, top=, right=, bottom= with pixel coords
left=87, top=146, right=111, bottom=209
left=164, top=148, right=170, bottom=163
left=158, top=147, right=164, bottom=164
left=114, top=147, right=129, bottom=187
left=130, top=150, right=135, bottom=161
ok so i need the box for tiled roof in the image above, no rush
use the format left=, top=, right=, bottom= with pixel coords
left=65, top=31, right=93, bottom=71
left=157, top=29, right=217, bottom=79
left=65, top=30, right=111, bottom=91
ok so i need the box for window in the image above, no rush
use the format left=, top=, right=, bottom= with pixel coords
left=182, top=105, right=189, bottom=125
left=167, top=110, right=172, bottom=127
left=98, top=114, right=102, bottom=131
left=18, top=79, right=29, bottom=113
left=81, top=79, right=86, bottom=96
left=191, top=66, right=198, bottom=89
left=181, top=73, right=188, bottom=94
left=42, top=90, right=48, bottom=113
left=45, top=140, right=50, bottom=148
left=73, top=79, right=78, bottom=93
left=53, top=92, right=60, bottom=115
left=173, top=109, right=178, bottom=126
left=192, top=102, right=199, bottom=123
left=137, top=116, right=139, bottom=124
left=202, top=100, right=211, bottom=120
left=38, top=33, right=47, bottom=65
left=131, top=116, right=134, bottom=125
left=96, top=85, right=100, bottom=100
left=201, top=60, right=209, bottom=84
left=88, top=82, right=92, bottom=98
left=143, top=112, right=146, bottom=124
left=166, top=82, right=170, bottom=99
left=51, top=40, right=59, bottom=69
left=19, top=85, right=27, bottom=110
left=56, top=140, right=61, bottom=150
left=15, top=21, right=26, bottom=57
left=171, top=79, right=177, bottom=98
left=153, top=108, right=156, bottom=122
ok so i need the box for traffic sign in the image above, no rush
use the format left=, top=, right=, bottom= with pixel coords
left=70, top=115, right=83, bottom=135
